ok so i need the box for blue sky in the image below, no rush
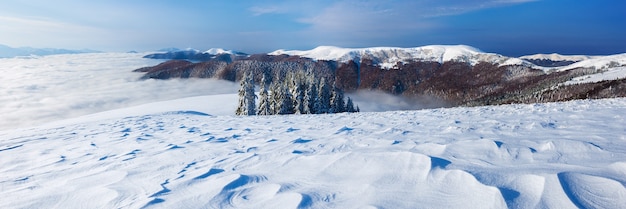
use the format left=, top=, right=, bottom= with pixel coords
left=1, top=0, right=624, bottom=56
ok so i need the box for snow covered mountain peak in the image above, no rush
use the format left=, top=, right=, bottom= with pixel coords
left=182, top=48, right=201, bottom=53
left=269, top=45, right=531, bottom=69
left=204, top=48, right=244, bottom=55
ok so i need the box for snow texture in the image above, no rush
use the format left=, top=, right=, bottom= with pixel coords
left=1, top=95, right=625, bottom=208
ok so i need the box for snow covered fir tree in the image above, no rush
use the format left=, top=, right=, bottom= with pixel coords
left=235, top=72, right=256, bottom=116
left=236, top=71, right=359, bottom=116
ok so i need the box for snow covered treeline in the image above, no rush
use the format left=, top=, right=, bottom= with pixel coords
left=236, top=71, right=359, bottom=116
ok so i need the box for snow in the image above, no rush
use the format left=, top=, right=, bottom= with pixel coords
left=204, top=48, right=242, bottom=55
left=555, top=53, right=626, bottom=85
left=1, top=95, right=625, bottom=208
left=269, top=45, right=536, bottom=69
left=1, top=51, right=626, bottom=208
left=520, top=53, right=597, bottom=62
left=564, top=66, right=626, bottom=85
left=557, top=53, right=626, bottom=72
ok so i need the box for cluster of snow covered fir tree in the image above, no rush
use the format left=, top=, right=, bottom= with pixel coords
left=236, top=71, right=359, bottom=116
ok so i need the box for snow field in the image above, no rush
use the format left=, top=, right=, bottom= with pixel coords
left=1, top=97, right=625, bottom=208
left=564, top=66, right=626, bottom=85
left=519, top=53, right=597, bottom=62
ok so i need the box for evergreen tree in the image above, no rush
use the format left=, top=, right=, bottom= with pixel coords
left=269, top=79, right=282, bottom=115
left=330, top=82, right=345, bottom=113
left=278, top=82, right=294, bottom=115
left=237, top=71, right=359, bottom=116
left=246, top=73, right=257, bottom=115
left=292, top=73, right=306, bottom=114
left=236, top=72, right=256, bottom=116
left=257, top=74, right=271, bottom=115
left=317, top=77, right=331, bottom=114
left=303, top=74, right=318, bottom=114
left=345, top=97, right=356, bottom=113
left=236, top=75, right=247, bottom=116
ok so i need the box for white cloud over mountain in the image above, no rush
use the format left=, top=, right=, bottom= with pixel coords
left=0, top=52, right=239, bottom=130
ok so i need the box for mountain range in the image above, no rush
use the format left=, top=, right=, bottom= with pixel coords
left=2, top=46, right=624, bottom=208
left=0, top=44, right=99, bottom=58
left=135, top=45, right=626, bottom=107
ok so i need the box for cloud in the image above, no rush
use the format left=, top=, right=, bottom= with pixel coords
left=249, top=6, right=282, bottom=16
left=0, top=15, right=112, bottom=50
left=0, top=53, right=240, bottom=130
left=0, top=52, right=449, bottom=131
left=0, top=15, right=99, bottom=34
left=348, top=90, right=449, bottom=112
left=492, top=0, right=539, bottom=3
left=0, top=15, right=64, bottom=28
left=282, top=0, right=537, bottom=44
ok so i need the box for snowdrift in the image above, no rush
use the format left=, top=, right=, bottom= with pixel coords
left=1, top=96, right=625, bottom=208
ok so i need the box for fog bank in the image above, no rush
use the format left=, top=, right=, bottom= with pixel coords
left=0, top=53, right=238, bottom=130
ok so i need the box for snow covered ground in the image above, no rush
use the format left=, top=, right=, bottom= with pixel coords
left=519, top=53, right=598, bottom=62
left=564, top=66, right=626, bottom=86
left=1, top=95, right=625, bottom=208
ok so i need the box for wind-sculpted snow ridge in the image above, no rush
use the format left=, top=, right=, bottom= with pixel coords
left=1, top=96, right=625, bottom=208
left=269, top=45, right=534, bottom=69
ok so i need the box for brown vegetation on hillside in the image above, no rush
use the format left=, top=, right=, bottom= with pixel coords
left=134, top=55, right=624, bottom=108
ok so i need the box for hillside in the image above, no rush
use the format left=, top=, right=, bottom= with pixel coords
left=136, top=45, right=626, bottom=106
left=1, top=95, right=625, bottom=208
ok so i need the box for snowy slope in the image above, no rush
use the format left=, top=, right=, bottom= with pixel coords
left=269, top=45, right=534, bottom=69
left=204, top=48, right=245, bottom=56
left=555, top=53, right=626, bottom=85
left=1, top=96, right=625, bottom=209
left=520, top=53, right=597, bottom=62
left=558, top=53, right=626, bottom=72
left=564, top=66, right=626, bottom=85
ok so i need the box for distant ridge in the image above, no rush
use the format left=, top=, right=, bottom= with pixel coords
left=269, top=45, right=533, bottom=69
left=520, top=53, right=597, bottom=62
left=143, top=48, right=247, bottom=61
left=137, top=44, right=626, bottom=106
left=0, top=44, right=99, bottom=58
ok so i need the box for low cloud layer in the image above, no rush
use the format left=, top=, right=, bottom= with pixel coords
left=0, top=52, right=455, bottom=130
left=0, top=53, right=239, bottom=130
left=348, top=90, right=449, bottom=112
